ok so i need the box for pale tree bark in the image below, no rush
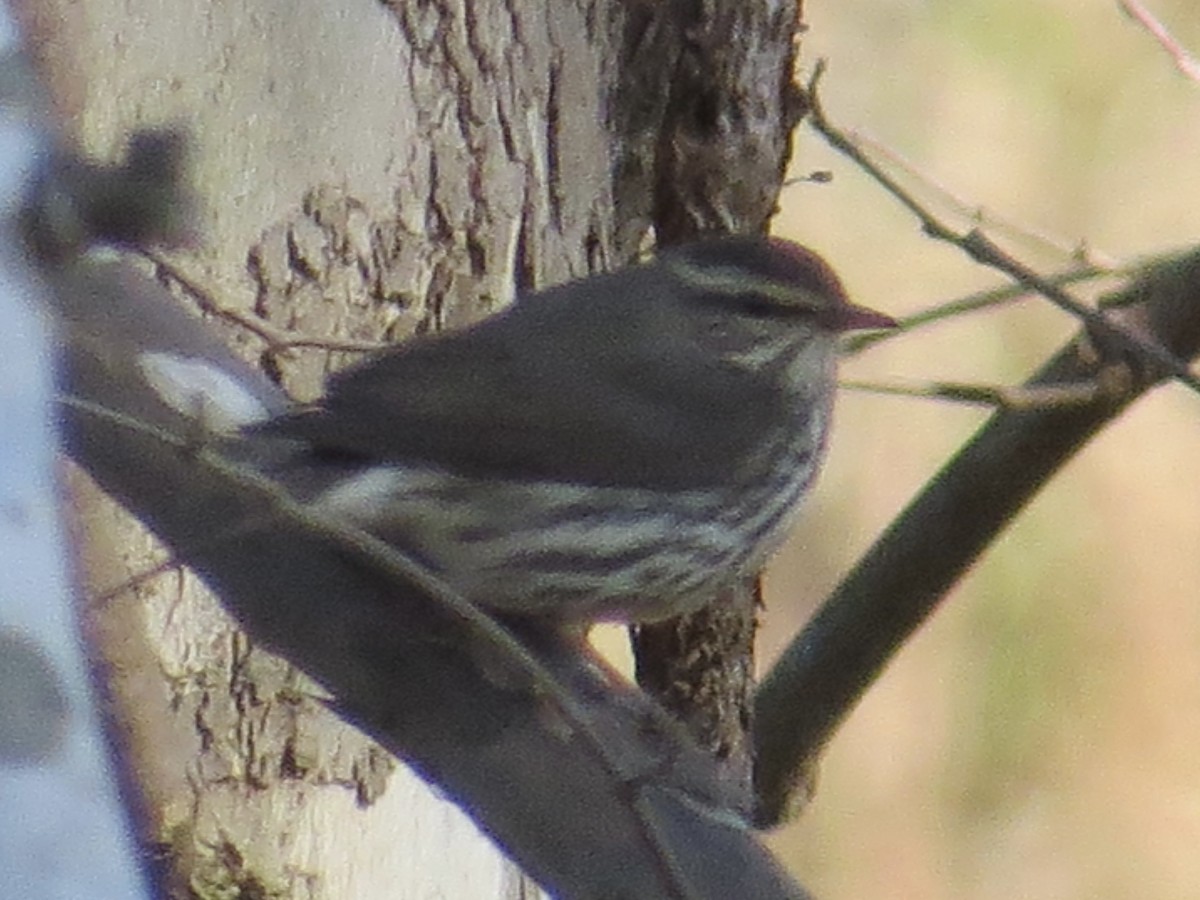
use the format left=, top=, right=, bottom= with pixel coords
left=17, top=0, right=801, bottom=896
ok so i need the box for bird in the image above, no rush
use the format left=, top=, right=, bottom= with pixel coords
left=253, top=236, right=895, bottom=623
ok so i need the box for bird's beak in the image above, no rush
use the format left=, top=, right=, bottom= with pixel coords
left=832, top=302, right=897, bottom=332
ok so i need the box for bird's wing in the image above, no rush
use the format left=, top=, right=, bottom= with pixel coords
left=259, top=287, right=779, bottom=491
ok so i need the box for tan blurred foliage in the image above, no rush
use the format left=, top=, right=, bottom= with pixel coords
left=765, top=1, right=1200, bottom=897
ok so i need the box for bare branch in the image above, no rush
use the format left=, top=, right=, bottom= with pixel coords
left=840, top=374, right=1129, bottom=410
left=146, top=252, right=388, bottom=355
left=849, top=131, right=1115, bottom=265
left=1119, top=0, right=1200, bottom=82
left=754, top=248, right=1200, bottom=827
left=841, top=245, right=1198, bottom=355
left=804, top=60, right=1200, bottom=397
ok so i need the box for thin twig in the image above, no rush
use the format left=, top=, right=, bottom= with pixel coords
left=840, top=245, right=1199, bottom=355
left=92, top=557, right=181, bottom=606
left=805, top=60, right=1200, bottom=397
left=852, top=131, right=1113, bottom=265
left=146, top=252, right=387, bottom=354
left=841, top=269, right=1086, bottom=355
left=840, top=374, right=1128, bottom=410
left=1119, top=0, right=1200, bottom=82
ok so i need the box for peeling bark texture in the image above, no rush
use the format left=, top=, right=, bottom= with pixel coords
left=610, top=0, right=805, bottom=255
left=632, top=583, right=760, bottom=799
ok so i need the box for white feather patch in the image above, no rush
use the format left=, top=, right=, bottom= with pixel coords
left=138, top=351, right=271, bottom=432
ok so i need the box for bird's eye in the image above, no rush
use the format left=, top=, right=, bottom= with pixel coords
left=737, top=296, right=782, bottom=318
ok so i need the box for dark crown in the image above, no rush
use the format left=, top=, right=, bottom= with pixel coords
left=660, top=236, right=850, bottom=316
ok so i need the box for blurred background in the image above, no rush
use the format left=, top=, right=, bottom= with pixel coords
left=751, top=1, right=1200, bottom=897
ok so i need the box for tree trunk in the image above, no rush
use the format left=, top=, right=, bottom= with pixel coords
left=20, top=0, right=799, bottom=895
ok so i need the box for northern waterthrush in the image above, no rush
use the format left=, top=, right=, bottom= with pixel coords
left=256, top=236, right=894, bottom=622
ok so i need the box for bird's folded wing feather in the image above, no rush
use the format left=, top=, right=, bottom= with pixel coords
left=259, top=289, right=780, bottom=491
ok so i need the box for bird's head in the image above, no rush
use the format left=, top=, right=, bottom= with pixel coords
left=658, top=236, right=896, bottom=387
